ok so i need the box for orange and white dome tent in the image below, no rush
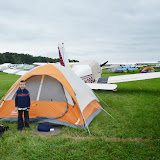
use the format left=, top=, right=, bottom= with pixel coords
left=0, top=64, right=102, bottom=129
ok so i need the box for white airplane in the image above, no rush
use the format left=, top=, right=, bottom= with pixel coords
left=58, top=43, right=118, bottom=91
left=0, top=63, right=11, bottom=71
left=2, top=62, right=49, bottom=76
left=58, top=43, right=160, bottom=91
left=3, top=64, right=34, bottom=75
left=33, top=62, right=49, bottom=66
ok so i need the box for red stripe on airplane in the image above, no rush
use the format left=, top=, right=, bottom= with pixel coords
left=58, top=47, right=65, bottom=67
left=80, top=74, right=92, bottom=79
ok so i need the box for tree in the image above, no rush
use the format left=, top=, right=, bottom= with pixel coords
left=0, top=52, right=79, bottom=64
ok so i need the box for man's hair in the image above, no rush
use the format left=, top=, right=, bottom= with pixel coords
left=20, top=80, right=26, bottom=83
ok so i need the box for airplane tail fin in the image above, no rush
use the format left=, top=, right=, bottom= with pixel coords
left=58, top=45, right=65, bottom=66
left=58, top=43, right=71, bottom=69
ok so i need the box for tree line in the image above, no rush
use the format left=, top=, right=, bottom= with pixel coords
left=0, top=52, right=79, bottom=64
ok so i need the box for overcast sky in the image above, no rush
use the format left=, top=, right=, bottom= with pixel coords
left=0, top=0, right=160, bottom=63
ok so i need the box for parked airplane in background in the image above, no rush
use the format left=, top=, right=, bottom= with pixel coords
left=0, top=63, right=11, bottom=71
left=58, top=43, right=118, bottom=91
left=2, top=64, right=34, bottom=75
left=58, top=43, right=160, bottom=90
left=58, top=43, right=104, bottom=83
left=117, top=65, right=138, bottom=72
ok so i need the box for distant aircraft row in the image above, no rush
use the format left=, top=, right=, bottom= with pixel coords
left=0, top=43, right=160, bottom=91
left=57, top=43, right=160, bottom=90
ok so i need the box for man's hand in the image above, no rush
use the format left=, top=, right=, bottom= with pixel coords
left=27, top=108, right=30, bottom=111
left=15, top=107, right=18, bottom=112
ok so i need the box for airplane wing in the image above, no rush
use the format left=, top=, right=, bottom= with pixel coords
left=3, top=69, right=29, bottom=76
left=107, top=72, right=160, bottom=83
left=117, top=68, right=138, bottom=71
left=15, top=70, right=29, bottom=76
left=86, top=83, right=117, bottom=91
left=3, top=69, right=20, bottom=74
left=127, top=68, right=138, bottom=70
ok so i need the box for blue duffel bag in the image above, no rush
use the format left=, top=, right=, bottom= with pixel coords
left=37, top=124, right=52, bottom=132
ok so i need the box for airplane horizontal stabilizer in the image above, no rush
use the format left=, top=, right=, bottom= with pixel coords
left=86, top=83, right=117, bottom=91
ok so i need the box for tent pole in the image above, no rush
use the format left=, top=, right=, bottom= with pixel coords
left=36, top=75, right=44, bottom=101
left=74, top=100, right=91, bottom=135
left=81, top=113, right=91, bottom=135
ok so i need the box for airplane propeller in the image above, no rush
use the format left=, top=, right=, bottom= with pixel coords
left=100, top=61, right=108, bottom=67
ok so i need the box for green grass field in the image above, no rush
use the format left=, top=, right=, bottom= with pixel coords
left=0, top=71, right=160, bottom=160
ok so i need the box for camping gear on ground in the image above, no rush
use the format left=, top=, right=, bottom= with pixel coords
left=37, top=124, right=52, bottom=132
left=50, top=128, right=54, bottom=131
left=0, top=64, right=102, bottom=129
left=0, top=124, right=9, bottom=135
left=32, top=125, right=61, bottom=135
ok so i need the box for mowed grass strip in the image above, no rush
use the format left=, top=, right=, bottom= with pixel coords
left=0, top=71, right=160, bottom=159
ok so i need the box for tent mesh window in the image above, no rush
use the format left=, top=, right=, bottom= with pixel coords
left=26, top=75, right=41, bottom=100
left=12, top=75, right=68, bottom=102
left=39, top=75, right=66, bottom=102
left=12, top=75, right=41, bottom=100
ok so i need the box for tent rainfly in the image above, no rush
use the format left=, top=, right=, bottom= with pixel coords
left=0, top=64, right=102, bottom=129
left=140, top=66, right=156, bottom=73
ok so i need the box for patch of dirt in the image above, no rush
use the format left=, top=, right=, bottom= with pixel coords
left=62, top=136, right=152, bottom=142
